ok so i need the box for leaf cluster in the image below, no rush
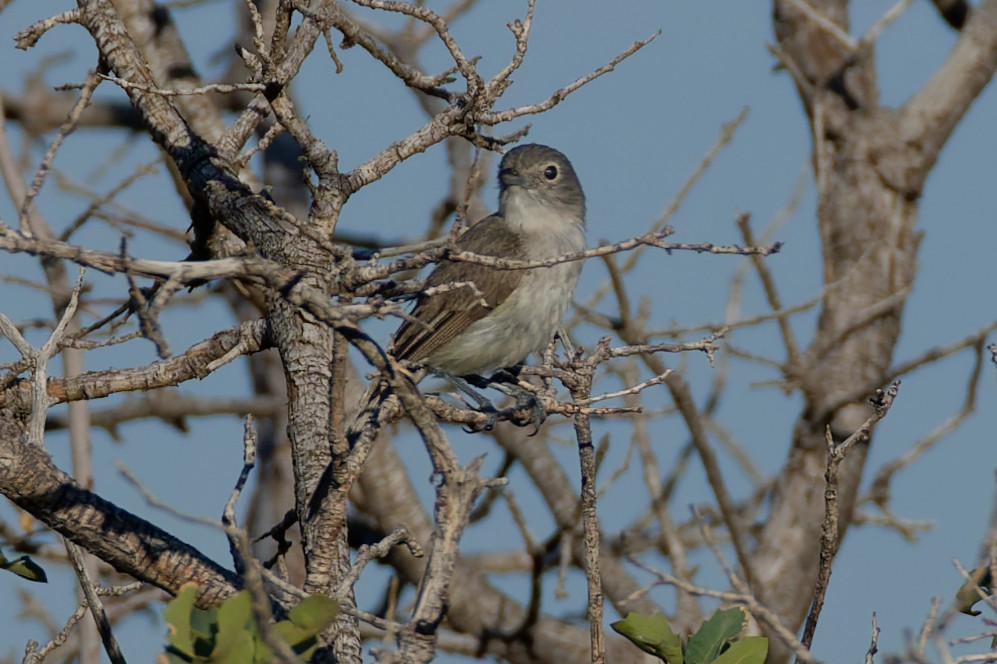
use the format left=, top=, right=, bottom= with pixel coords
left=611, top=608, right=767, bottom=664
left=162, top=584, right=338, bottom=663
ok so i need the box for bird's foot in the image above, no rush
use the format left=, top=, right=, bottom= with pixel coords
left=434, top=371, right=545, bottom=433
left=514, top=391, right=546, bottom=435
left=490, top=380, right=546, bottom=434
left=436, top=375, right=499, bottom=432
left=463, top=409, right=498, bottom=433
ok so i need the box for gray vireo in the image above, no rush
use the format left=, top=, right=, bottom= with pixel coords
left=392, top=143, right=586, bottom=381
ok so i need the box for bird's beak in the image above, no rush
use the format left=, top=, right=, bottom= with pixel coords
left=499, top=167, right=525, bottom=188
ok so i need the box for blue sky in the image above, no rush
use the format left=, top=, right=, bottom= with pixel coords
left=1, top=1, right=996, bottom=662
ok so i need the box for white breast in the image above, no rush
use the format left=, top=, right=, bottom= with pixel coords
left=425, top=195, right=585, bottom=376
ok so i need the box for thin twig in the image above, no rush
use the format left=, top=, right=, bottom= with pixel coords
left=798, top=382, right=901, bottom=656
left=99, top=73, right=266, bottom=96
left=735, top=212, right=801, bottom=369
left=565, top=343, right=607, bottom=664
left=859, top=0, right=917, bottom=47
left=866, top=613, right=880, bottom=664
left=781, top=0, right=856, bottom=51
left=64, top=540, right=126, bottom=664
left=864, top=341, right=985, bottom=508
left=577, top=107, right=749, bottom=318
left=19, top=69, right=103, bottom=234
left=478, top=32, right=660, bottom=124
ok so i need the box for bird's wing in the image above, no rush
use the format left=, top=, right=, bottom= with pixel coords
left=391, top=215, right=526, bottom=363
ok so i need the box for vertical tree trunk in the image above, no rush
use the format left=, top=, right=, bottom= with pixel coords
left=758, top=1, right=997, bottom=660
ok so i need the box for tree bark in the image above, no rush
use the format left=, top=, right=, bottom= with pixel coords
left=758, top=2, right=997, bottom=660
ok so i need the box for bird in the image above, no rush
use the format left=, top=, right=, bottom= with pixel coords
left=390, top=143, right=586, bottom=427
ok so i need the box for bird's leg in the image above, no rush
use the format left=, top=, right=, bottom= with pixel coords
left=481, top=367, right=547, bottom=433
left=430, top=369, right=546, bottom=432
left=492, top=384, right=546, bottom=433
left=441, top=374, right=500, bottom=432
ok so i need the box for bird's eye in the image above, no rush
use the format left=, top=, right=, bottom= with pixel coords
left=543, top=165, right=559, bottom=181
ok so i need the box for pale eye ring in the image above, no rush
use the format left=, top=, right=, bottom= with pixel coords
left=543, top=165, right=559, bottom=181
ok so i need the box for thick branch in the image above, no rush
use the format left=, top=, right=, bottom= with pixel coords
left=898, top=0, right=997, bottom=187
left=0, top=411, right=240, bottom=606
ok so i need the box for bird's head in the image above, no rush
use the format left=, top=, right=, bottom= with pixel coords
left=498, top=144, right=585, bottom=224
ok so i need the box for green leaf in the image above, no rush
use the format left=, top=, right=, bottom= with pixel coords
left=273, top=621, right=317, bottom=659
left=955, top=567, right=993, bottom=616
left=268, top=596, right=335, bottom=659
left=0, top=554, right=48, bottom=583
left=712, top=637, right=768, bottom=664
left=211, top=591, right=257, bottom=663
left=686, top=608, right=746, bottom=664
left=287, top=595, right=339, bottom=632
left=164, top=584, right=200, bottom=657
left=611, top=612, right=684, bottom=663
left=189, top=606, right=219, bottom=658
left=163, top=587, right=337, bottom=663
